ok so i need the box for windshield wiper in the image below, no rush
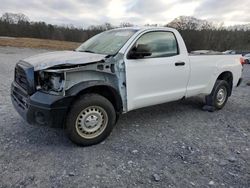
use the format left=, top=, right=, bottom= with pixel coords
left=78, top=50, right=96, bottom=53
left=77, top=50, right=113, bottom=57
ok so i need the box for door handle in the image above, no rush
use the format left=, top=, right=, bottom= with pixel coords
left=175, top=62, right=185, bottom=66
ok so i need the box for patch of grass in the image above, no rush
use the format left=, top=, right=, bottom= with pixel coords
left=0, top=37, right=81, bottom=50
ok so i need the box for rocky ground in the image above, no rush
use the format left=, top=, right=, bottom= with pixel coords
left=0, top=47, right=249, bottom=188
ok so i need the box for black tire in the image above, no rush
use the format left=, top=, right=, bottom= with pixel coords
left=66, top=93, right=116, bottom=146
left=205, top=80, right=230, bottom=110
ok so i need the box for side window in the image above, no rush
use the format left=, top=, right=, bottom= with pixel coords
left=130, top=31, right=179, bottom=58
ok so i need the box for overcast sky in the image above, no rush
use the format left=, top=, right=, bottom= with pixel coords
left=0, top=0, right=249, bottom=27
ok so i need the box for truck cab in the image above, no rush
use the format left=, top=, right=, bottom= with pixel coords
left=11, top=27, right=242, bottom=146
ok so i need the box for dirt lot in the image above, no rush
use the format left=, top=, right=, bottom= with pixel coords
left=0, top=37, right=80, bottom=50
left=0, top=47, right=249, bottom=188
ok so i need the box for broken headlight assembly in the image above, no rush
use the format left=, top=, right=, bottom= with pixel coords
left=37, top=71, right=65, bottom=95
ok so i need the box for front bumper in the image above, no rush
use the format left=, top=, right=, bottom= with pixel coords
left=11, top=81, right=73, bottom=127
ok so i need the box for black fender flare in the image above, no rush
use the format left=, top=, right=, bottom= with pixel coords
left=66, top=80, right=123, bottom=113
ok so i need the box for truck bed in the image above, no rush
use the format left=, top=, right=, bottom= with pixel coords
left=186, top=54, right=242, bottom=97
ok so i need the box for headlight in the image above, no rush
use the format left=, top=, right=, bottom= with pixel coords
left=37, top=71, right=65, bottom=93
left=50, top=74, right=64, bottom=91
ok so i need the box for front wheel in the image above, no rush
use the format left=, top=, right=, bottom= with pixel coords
left=66, top=94, right=116, bottom=146
left=205, top=80, right=230, bottom=110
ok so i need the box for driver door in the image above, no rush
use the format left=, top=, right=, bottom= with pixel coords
left=124, top=31, right=190, bottom=111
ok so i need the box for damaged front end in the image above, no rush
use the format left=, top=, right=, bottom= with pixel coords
left=11, top=48, right=128, bottom=128
left=36, top=71, right=65, bottom=95
left=35, top=58, right=118, bottom=96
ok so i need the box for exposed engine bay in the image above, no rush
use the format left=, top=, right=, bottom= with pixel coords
left=37, top=71, right=65, bottom=95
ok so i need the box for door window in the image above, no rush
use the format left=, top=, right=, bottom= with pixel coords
left=130, top=31, right=179, bottom=58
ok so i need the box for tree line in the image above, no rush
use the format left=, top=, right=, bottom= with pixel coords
left=178, top=29, right=250, bottom=52
left=0, top=13, right=249, bottom=52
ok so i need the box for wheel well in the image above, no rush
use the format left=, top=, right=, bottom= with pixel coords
left=217, top=71, right=233, bottom=95
left=73, top=85, right=123, bottom=113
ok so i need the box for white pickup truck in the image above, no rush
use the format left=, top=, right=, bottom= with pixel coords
left=11, top=27, right=243, bottom=146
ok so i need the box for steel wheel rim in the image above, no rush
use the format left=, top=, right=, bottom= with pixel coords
left=216, top=87, right=227, bottom=106
left=75, top=106, right=108, bottom=139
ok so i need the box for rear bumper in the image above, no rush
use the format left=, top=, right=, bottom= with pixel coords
left=11, top=82, right=73, bottom=127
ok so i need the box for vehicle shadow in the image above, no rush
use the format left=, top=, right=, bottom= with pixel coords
left=7, top=96, right=205, bottom=147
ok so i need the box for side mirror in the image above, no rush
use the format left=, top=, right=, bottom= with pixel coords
left=128, top=44, right=152, bottom=59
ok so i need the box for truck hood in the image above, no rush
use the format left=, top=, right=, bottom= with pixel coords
left=23, top=51, right=107, bottom=71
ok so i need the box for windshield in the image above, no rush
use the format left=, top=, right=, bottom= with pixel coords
left=76, top=29, right=137, bottom=55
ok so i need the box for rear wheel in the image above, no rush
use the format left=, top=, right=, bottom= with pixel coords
left=205, top=80, right=230, bottom=111
left=66, top=94, right=116, bottom=146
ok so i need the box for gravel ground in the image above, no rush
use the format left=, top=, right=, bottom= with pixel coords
left=0, top=47, right=249, bottom=188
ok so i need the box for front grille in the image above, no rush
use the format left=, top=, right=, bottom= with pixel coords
left=15, top=64, right=28, bottom=91
left=11, top=83, right=29, bottom=110
left=14, top=61, right=35, bottom=95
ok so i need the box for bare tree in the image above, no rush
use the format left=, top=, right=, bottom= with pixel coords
left=1, top=12, right=29, bottom=24
left=119, top=22, right=134, bottom=28
left=167, top=16, right=214, bottom=30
